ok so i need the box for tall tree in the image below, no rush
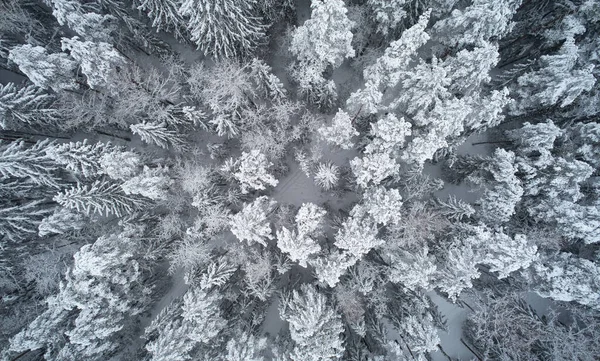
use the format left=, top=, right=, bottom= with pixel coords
left=279, top=284, right=345, bottom=361
left=179, top=0, right=266, bottom=58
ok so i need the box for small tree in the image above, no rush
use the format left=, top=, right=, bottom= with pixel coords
left=314, top=162, right=339, bottom=190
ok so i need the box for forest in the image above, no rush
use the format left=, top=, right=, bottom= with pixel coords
left=0, top=0, right=599, bottom=360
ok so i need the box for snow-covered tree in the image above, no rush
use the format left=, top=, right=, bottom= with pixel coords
left=229, top=150, right=279, bottom=194
left=0, top=83, right=60, bottom=130
left=533, top=253, right=600, bottom=310
left=179, top=0, right=266, bottom=58
left=513, top=38, right=596, bottom=113
left=145, top=318, right=194, bottom=361
left=362, top=186, right=403, bottom=226
left=314, top=162, right=339, bottom=190
left=318, top=109, right=359, bottom=150
left=350, top=152, right=398, bottom=188
left=310, top=251, right=358, bottom=287
left=54, top=180, right=143, bottom=217
left=364, top=114, right=412, bottom=154
left=279, top=284, right=345, bottom=361
left=480, top=232, right=537, bottom=279
left=0, top=201, right=52, bottom=243
left=295, top=203, right=327, bottom=237
left=181, top=286, right=227, bottom=342
left=61, top=37, right=126, bottom=90
left=8, top=45, right=77, bottom=92
left=432, top=0, right=522, bottom=47
left=290, top=0, right=355, bottom=69
left=0, top=139, right=60, bottom=188
left=442, top=42, right=500, bottom=95
left=334, top=205, right=382, bottom=257
left=136, top=0, right=186, bottom=39
left=38, top=208, right=86, bottom=237
left=99, top=150, right=141, bottom=180
left=388, top=246, right=437, bottom=291
left=436, top=244, right=481, bottom=302
left=121, top=165, right=172, bottom=201
left=230, top=196, right=276, bottom=246
left=276, top=227, right=321, bottom=267
left=34, top=230, right=150, bottom=360
left=367, top=0, right=407, bottom=36
left=276, top=203, right=325, bottom=267
left=477, top=149, right=523, bottom=225
left=363, top=9, right=431, bottom=90
left=45, top=140, right=113, bottom=178
left=130, top=121, right=185, bottom=149
left=224, top=330, right=267, bottom=361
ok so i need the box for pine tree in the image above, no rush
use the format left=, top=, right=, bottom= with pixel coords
left=0, top=139, right=60, bottom=188
left=362, top=186, right=403, bottom=226
left=480, top=232, right=537, bottom=279
left=38, top=208, right=86, bottom=236
left=313, top=162, right=339, bottom=190
left=279, top=284, right=345, bottom=361
left=121, top=165, right=172, bottom=201
left=61, top=37, right=127, bottom=90
left=388, top=246, right=437, bottom=291
left=54, top=180, right=144, bottom=217
left=318, top=109, right=359, bottom=150
left=0, top=201, right=52, bottom=243
left=350, top=152, right=399, bottom=188
left=181, top=286, right=227, bottom=342
left=442, top=42, right=500, bottom=95
left=45, top=140, right=114, bottom=178
left=136, top=0, right=186, bottom=39
left=334, top=204, right=382, bottom=257
left=367, top=0, right=407, bottom=36
left=230, top=150, right=279, bottom=194
left=276, top=227, right=321, bottom=267
left=364, top=114, right=412, bottom=154
left=130, top=121, right=186, bottom=149
left=432, top=0, right=522, bottom=47
left=290, top=0, right=355, bottom=69
left=533, top=253, right=600, bottom=310
left=0, top=83, right=60, bottom=130
left=230, top=196, right=276, bottom=246
left=224, top=330, right=268, bottom=361
left=179, top=0, right=266, bottom=58
left=146, top=319, right=194, bottom=361
left=295, top=203, right=327, bottom=237
left=513, top=37, right=596, bottom=113
left=8, top=44, right=78, bottom=92
left=436, top=244, right=481, bottom=302
left=99, top=150, right=141, bottom=180
left=56, top=231, right=149, bottom=360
